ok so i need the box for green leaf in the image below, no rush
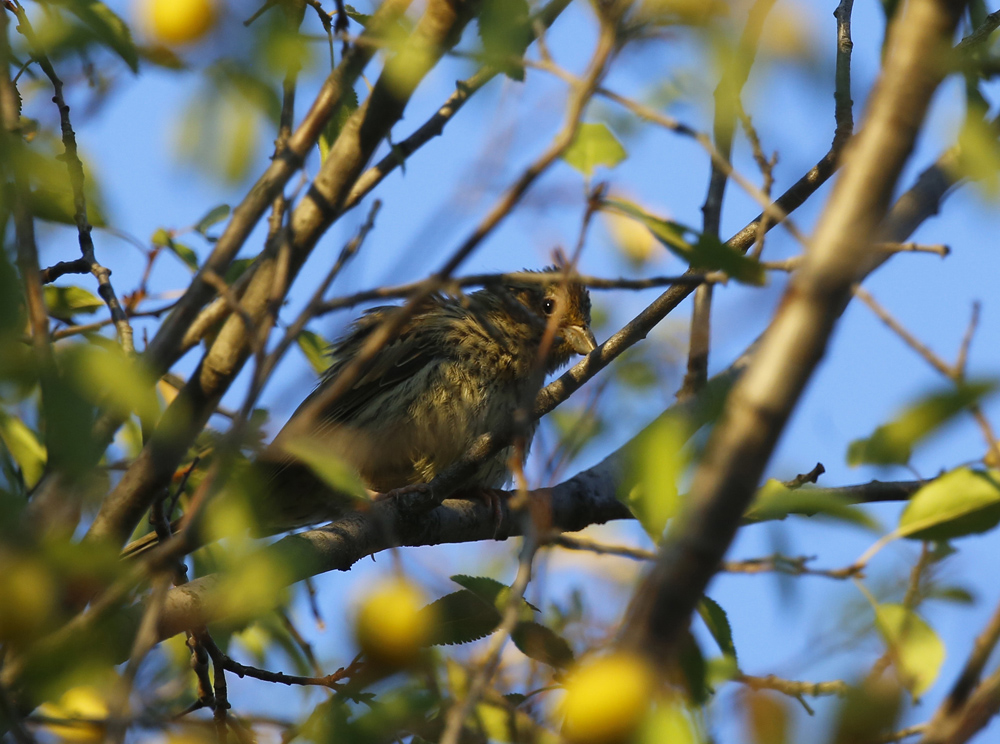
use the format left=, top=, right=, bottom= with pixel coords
left=0, top=251, right=24, bottom=335
left=677, top=632, right=710, bottom=704
left=637, top=700, right=701, bottom=744
left=745, top=479, right=881, bottom=530
left=848, top=381, right=997, bottom=466
left=450, top=574, right=539, bottom=617
left=296, top=331, right=331, bottom=375
left=43, top=285, right=103, bottom=318
left=65, top=0, right=139, bottom=72
left=697, top=596, right=736, bottom=663
left=75, top=346, right=160, bottom=423
left=602, top=199, right=765, bottom=285
left=0, top=412, right=47, bottom=488
left=478, top=0, right=533, bottom=80
left=343, top=5, right=371, bottom=26
left=874, top=604, right=945, bottom=699
left=29, top=185, right=106, bottom=228
left=897, top=468, right=1000, bottom=541
left=279, top=436, right=368, bottom=500
left=562, top=123, right=627, bottom=177
left=194, top=204, right=231, bottom=234
left=511, top=621, right=574, bottom=668
left=153, top=229, right=199, bottom=272
left=318, top=87, right=360, bottom=163
left=620, top=413, right=689, bottom=540
left=225, top=258, right=255, bottom=284
left=422, top=590, right=502, bottom=646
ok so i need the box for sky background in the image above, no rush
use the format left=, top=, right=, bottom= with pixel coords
left=18, top=0, right=1000, bottom=741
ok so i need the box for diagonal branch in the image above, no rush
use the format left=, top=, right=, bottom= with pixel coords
left=620, top=0, right=967, bottom=665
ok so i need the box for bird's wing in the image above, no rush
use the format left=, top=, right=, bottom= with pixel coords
left=315, top=302, right=447, bottom=424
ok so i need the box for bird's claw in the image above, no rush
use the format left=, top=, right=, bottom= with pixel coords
left=378, top=483, right=436, bottom=514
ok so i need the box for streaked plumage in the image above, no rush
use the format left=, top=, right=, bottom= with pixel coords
left=123, top=269, right=595, bottom=556
left=260, top=269, right=596, bottom=529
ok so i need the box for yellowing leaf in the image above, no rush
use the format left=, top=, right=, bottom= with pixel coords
left=602, top=199, right=764, bottom=284
left=898, top=468, right=1000, bottom=541
left=0, top=412, right=47, bottom=488
left=296, top=330, right=331, bottom=375
left=638, top=698, right=702, bottom=744
left=562, top=123, right=627, bottom=176
left=622, top=413, right=689, bottom=540
left=957, top=113, right=1000, bottom=196
left=37, top=686, right=109, bottom=743
left=874, top=604, right=945, bottom=699
left=44, top=285, right=104, bottom=318
left=604, top=209, right=657, bottom=265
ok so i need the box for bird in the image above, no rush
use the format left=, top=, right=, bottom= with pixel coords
left=122, top=267, right=596, bottom=557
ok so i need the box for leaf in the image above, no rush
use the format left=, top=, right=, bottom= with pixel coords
left=153, top=229, right=199, bottom=272
left=0, top=412, right=47, bottom=488
left=43, top=285, right=103, bottom=318
left=450, top=574, right=539, bottom=616
left=280, top=436, right=368, bottom=500
left=225, top=258, right=255, bottom=284
left=848, top=381, right=997, bottom=466
left=75, top=346, right=160, bottom=423
left=637, top=700, right=700, bottom=744
left=874, top=604, right=945, bottom=699
left=677, top=632, right=710, bottom=704
left=194, top=204, right=231, bottom=234
left=422, top=590, right=502, bottom=646
left=64, top=0, right=139, bottom=72
left=29, top=185, right=107, bottom=228
left=511, top=621, right=574, bottom=668
left=697, top=596, right=737, bottom=663
left=602, top=199, right=765, bottom=285
left=744, top=479, right=881, bottom=530
left=343, top=4, right=371, bottom=26
left=478, top=0, right=533, bottom=80
left=897, top=468, right=1000, bottom=541
left=562, top=123, right=627, bottom=176
left=620, top=413, right=689, bottom=540
left=296, top=331, right=331, bottom=375
left=0, top=252, right=24, bottom=335
left=318, top=87, right=360, bottom=163
left=745, top=689, right=790, bottom=744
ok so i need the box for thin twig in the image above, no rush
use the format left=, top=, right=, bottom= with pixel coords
left=13, top=4, right=134, bottom=353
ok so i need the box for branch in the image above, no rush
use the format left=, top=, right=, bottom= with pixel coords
left=13, top=6, right=133, bottom=353
left=621, top=0, right=967, bottom=665
left=84, top=0, right=477, bottom=548
left=141, top=0, right=412, bottom=377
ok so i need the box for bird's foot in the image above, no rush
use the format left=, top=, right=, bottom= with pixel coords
left=454, top=487, right=508, bottom=538
left=377, top=483, right=436, bottom=514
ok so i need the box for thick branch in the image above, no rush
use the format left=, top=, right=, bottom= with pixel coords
left=621, top=0, right=967, bottom=664
left=84, top=0, right=479, bottom=548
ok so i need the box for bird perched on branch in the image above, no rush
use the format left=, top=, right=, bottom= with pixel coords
left=123, top=268, right=596, bottom=557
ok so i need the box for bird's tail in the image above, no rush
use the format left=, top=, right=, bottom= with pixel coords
left=119, top=458, right=362, bottom=560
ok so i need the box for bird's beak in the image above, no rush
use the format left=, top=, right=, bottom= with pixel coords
left=562, top=325, right=598, bottom=355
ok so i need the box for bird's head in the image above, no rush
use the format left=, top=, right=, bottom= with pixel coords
left=499, top=268, right=597, bottom=371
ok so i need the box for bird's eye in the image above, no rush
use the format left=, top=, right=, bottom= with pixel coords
left=542, top=298, right=556, bottom=315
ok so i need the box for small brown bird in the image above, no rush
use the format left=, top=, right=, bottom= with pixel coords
left=123, top=268, right=595, bottom=556
left=260, top=267, right=597, bottom=529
